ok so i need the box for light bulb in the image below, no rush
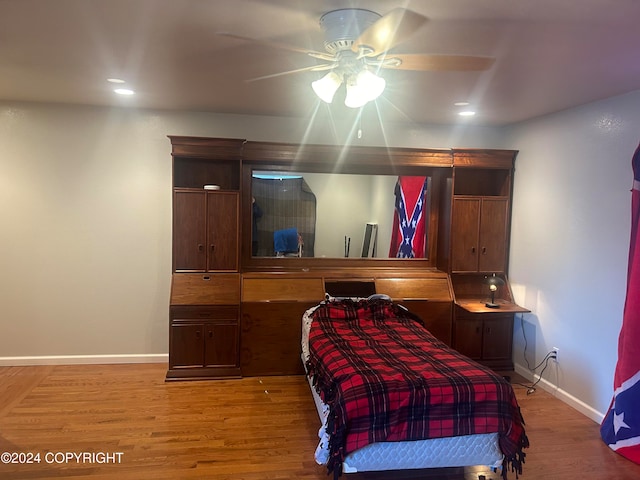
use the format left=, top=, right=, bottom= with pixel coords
left=344, top=69, right=385, bottom=108
left=344, top=77, right=368, bottom=108
left=356, top=69, right=385, bottom=101
left=311, top=71, right=342, bottom=104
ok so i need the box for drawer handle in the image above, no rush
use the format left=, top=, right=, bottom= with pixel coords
left=210, top=244, right=215, bottom=251
left=471, top=247, right=476, bottom=254
left=202, top=276, right=210, bottom=281
left=195, top=330, right=201, bottom=338
left=482, top=247, right=487, bottom=255
left=208, top=330, right=213, bottom=338
left=198, top=244, right=204, bottom=252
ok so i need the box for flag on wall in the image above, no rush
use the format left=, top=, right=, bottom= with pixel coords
left=389, top=176, right=428, bottom=258
left=601, top=142, right=640, bottom=464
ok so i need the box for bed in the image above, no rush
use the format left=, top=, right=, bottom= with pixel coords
left=301, top=295, right=528, bottom=479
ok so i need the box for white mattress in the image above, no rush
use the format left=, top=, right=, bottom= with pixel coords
left=301, top=303, right=504, bottom=473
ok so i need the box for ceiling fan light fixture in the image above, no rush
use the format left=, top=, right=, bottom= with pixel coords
left=312, top=71, right=343, bottom=103
left=344, top=69, right=385, bottom=108
left=319, top=9, right=381, bottom=54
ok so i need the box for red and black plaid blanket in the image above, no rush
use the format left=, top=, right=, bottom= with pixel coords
left=306, top=298, right=528, bottom=478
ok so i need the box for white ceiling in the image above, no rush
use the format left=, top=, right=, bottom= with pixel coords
left=1, top=0, right=639, bottom=126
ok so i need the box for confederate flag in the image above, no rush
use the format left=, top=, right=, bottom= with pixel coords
left=601, top=142, right=640, bottom=464
left=389, top=176, right=428, bottom=258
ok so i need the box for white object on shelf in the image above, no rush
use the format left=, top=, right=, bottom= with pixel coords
left=203, top=185, right=220, bottom=190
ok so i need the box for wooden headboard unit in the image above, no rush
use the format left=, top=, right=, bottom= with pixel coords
left=167, top=136, right=521, bottom=380
left=239, top=269, right=453, bottom=376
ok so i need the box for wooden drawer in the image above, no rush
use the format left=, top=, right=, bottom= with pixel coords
left=170, top=305, right=239, bottom=321
left=375, top=277, right=452, bottom=301
left=170, top=273, right=240, bottom=305
left=242, top=277, right=324, bottom=302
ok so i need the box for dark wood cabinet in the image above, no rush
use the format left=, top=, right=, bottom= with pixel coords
left=451, top=196, right=508, bottom=273
left=450, top=273, right=529, bottom=370
left=168, top=306, right=240, bottom=379
left=173, top=190, right=239, bottom=272
left=167, top=274, right=241, bottom=380
left=453, top=307, right=514, bottom=369
left=168, top=138, right=245, bottom=380
left=170, top=314, right=238, bottom=367
left=448, top=155, right=524, bottom=370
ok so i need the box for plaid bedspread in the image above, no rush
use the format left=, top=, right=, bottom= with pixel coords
left=306, top=298, right=528, bottom=478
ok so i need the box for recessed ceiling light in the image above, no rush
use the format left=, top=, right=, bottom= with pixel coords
left=458, top=111, right=476, bottom=117
left=454, top=101, right=470, bottom=106
left=114, top=88, right=135, bottom=95
left=107, top=78, right=126, bottom=84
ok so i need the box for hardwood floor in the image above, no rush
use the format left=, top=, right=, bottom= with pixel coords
left=1, top=364, right=639, bottom=480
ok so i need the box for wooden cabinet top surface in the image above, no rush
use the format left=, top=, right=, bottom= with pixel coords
left=456, top=298, right=530, bottom=314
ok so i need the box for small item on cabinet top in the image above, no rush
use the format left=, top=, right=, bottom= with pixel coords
left=203, top=185, right=220, bottom=190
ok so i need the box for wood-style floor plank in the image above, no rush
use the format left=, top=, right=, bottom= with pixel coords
left=0, top=364, right=639, bottom=479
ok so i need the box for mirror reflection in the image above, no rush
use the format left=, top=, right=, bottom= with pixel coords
left=251, top=171, right=431, bottom=259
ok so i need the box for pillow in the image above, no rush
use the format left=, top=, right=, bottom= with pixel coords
left=367, top=293, right=392, bottom=301
left=322, top=293, right=392, bottom=302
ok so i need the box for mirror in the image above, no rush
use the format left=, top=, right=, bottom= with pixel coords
left=251, top=171, right=431, bottom=259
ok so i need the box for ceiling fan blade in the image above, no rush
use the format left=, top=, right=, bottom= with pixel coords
left=217, top=32, right=334, bottom=61
left=382, top=53, right=495, bottom=71
left=246, top=64, right=336, bottom=83
left=352, top=8, right=427, bottom=56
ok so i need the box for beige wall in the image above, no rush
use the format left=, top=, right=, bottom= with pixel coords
left=506, top=90, right=640, bottom=420
left=0, top=101, right=505, bottom=361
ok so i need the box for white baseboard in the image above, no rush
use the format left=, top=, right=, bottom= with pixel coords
left=514, top=362, right=605, bottom=424
left=0, top=354, right=169, bottom=366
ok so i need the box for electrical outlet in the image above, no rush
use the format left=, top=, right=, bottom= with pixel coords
left=551, top=347, right=559, bottom=363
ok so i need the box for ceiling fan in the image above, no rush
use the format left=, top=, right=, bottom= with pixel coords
left=219, top=8, right=495, bottom=108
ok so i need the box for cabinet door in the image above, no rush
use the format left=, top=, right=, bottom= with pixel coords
left=482, top=316, right=513, bottom=361
left=241, top=302, right=317, bottom=376
left=170, top=324, right=204, bottom=367
left=453, top=318, right=484, bottom=360
left=478, top=198, right=508, bottom=272
left=204, top=323, right=239, bottom=368
left=207, top=192, right=239, bottom=271
left=174, top=191, right=207, bottom=271
left=451, top=198, right=481, bottom=272
left=451, top=197, right=509, bottom=273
